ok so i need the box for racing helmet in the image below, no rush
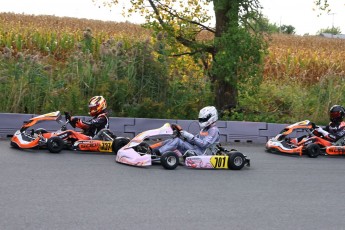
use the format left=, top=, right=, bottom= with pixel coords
left=88, top=96, right=107, bottom=116
left=198, top=106, right=218, bottom=129
left=329, top=105, right=345, bottom=123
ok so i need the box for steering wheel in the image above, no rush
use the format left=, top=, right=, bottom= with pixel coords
left=170, top=123, right=183, bottom=137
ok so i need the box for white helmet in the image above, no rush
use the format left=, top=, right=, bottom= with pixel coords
left=198, top=106, right=218, bottom=129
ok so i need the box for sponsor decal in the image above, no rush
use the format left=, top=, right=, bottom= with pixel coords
left=80, top=142, right=99, bottom=148
left=327, top=146, right=345, bottom=155
left=185, top=157, right=202, bottom=168
left=57, top=133, right=68, bottom=139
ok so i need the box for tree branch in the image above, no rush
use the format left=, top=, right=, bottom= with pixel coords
left=158, top=3, right=215, bottom=34
left=148, top=0, right=215, bottom=55
left=147, top=0, right=166, bottom=27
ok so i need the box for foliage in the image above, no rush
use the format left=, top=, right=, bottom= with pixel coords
left=0, top=13, right=210, bottom=119
left=264, top=34, right=345, bottom=85
left=247, top=14, right=280, bottom=34
left=314, top=0, right=331, bottom=13
left=279, top=25, right=296, bottom=35
left=212, top=26, right=266, bottom=96
left=246, top=13, right=295, bottom=35
left=224, top=74, right=345, bottom=125
left=317, top=26, right=342, bottom=35
left=1, top=13, right=345, bottom=126
left=227, top=33, right=345, bottom=125
left=97, top=0, right=266, bottom=110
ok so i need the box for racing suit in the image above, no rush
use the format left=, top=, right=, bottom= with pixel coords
left=71, top=112, right=109, bottom=138
left=154, top=123, right=220, bottom=156
left=314, top=121, right=345, bottom=142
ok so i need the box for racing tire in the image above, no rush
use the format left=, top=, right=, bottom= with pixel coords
left=47, top=136, right=65, bottom=153
left=112, top=138, right=130, bottom=155
left=10, top=141, right=19, bottom=149
left=160, top=151, right=179, bottom=170
left=227, top=151, right=246, bottom=170
left=134, top=142, right=150, bottom=154
left=306, top=143, right=320, bottom=158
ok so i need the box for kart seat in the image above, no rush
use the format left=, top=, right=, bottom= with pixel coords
left=92, top=129, right=116, bottom=140
left=202, top=143, right=220, bottom=155
left=183, top=143, right=220, bottom=157
left=333, top=137, right=345, bottom=146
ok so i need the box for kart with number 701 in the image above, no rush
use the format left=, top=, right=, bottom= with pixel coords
left=116, top=123, right=250, bottom=170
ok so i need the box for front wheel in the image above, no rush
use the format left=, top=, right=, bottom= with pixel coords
left=228, top=151, right=246, bottom=170
left=47, top=136, right=65, bottom=153
left=306, top=143, right=320, bottom=158
left=160, top=151, right=179, bottom=170
left=10, top=141, right=19, bottom=149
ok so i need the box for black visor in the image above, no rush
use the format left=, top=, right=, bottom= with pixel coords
left=199, top=114, right=211, bottom=123
left=330, top=111, right=341, bottom=119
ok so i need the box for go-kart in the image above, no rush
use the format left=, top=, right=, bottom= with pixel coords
left=116, top=123, right=250, bottom=170
left=10, top=111, right=130, bottom=154
left=266, top=120, right=345, bottom=157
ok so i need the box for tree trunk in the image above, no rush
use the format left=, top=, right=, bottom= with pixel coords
left=212, top=0, right=240, bottom=111
left=214, top=79, right=238, bottom=110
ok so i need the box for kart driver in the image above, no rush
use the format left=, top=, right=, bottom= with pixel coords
left=150, top=106, right=220, bottom=157
left=66, top=96, right=109, bottom=138
left=312, top=105, right=345, bottom=142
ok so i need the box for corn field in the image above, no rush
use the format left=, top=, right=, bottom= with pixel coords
left=0, top=13, right=345, bottom=124
left=265, top=34, right=345, bottom=84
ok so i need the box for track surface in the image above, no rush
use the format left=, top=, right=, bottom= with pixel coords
left=1, top=141, right=345, bottom=230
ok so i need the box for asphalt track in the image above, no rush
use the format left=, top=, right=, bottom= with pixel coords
left=1, top=140, right=345, bottom=230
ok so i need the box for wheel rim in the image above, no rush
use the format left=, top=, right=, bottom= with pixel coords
left=167, top=156, right=177, bottom=166
left=311, top=148, right=317, bottom=155
left=233, top=156, right=243, bottom=166
left=50, top=140, right=60, bottom=150
left=309, top=146, right=319, bottom=156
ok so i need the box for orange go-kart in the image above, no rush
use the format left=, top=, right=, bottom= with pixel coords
left=266, top=120, right=345, bottom=158
left=10, top=111, right=129, bottom=154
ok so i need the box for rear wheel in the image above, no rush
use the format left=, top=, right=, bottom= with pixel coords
left=47, top=136, right=65, bottom=153
left=160, top=151, right=179, bottom=170
left=228, top=151, right=246, bottom=170
left=306, top=143, right=320, bottom=158
left=112, top=138, right=130, bottom=154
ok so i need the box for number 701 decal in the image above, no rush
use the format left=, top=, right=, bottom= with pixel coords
left=210, top=156, right=229, bottom=169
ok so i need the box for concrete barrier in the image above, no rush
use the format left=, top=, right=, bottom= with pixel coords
left=0, top=112, right=293, bottom=144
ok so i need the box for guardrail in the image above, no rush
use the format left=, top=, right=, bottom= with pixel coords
left=0, top=112, right=292, bottom=144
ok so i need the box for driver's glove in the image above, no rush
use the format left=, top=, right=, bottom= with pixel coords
left=69, top=117, right=79, bottom=128
left=171, top=123, right=183, bottom=132
left=314, top=126, right=329, bottom=137
left=64, top=112, right=72, bottom=122
left=181, top=130, right=194, bottom=142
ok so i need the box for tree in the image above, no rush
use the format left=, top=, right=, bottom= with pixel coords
left=314, top=1, right=342, bottom=35
left=279, top=25, right=295, bottom=34
left=317, top=26, right=342, bottom=35
left=245, top=14, right=280, bottom=34
left=96, top=0, right=266, bottom=111
left=314, top=0, right=331, bottom=12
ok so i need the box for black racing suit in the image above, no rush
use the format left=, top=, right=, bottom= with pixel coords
left=71, top=112, right=109, bottom=137
left=324, top=121, right=345, bottom=141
